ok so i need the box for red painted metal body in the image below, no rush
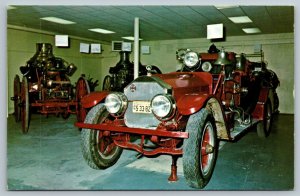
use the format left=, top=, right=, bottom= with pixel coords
left=75, top=122, right=188, bottom=139
left=77, top=48, right=280, bottom=188
left=252, top=87, right=271, bottom=120
left=81, top=91, right=109, bottom=109
left=31, top=100, right=78, bottom=115
left=77, top=51, right=276, bottom=148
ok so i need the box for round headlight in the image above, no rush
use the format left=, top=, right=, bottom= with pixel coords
left=201, top=61, right=212, bottom=72
left=151, top=94, right=176, bottom=120
left=105, top=92, right=127, bottom=116
left=183, top=51, right=200, bottom=68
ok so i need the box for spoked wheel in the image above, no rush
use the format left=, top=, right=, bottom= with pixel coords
left=21, top=77, right=30, bottom=134
left=102, top=75, right=112, bottom=91
left=183, top=108, right=218, bottom=189
left=13, top=75, right=21, bottom=122
left=81, top=103, right=123, bottom=169
left=76, top=77, right=90, bottom=122
left=257, top=100, right=273, bottom=138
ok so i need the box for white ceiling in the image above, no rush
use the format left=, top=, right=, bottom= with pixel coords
left=7, top=5, right=294, bottom=42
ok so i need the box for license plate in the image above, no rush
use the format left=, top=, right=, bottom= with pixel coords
left=132, top=101, right=151, bottom=114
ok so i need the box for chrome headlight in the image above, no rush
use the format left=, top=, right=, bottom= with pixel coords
left=183, top=51, right=200, bottom=68
left=151, top=94, right=176, bottom=120
left=105, top=92, right=128, bottom=117
left=201, top=61, right=212, bottom=72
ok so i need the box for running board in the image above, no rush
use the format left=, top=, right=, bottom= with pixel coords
left=230, top=119, right=260, bottom=140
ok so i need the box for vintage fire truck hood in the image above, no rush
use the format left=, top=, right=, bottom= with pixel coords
left=150, top=72, right=213, bottom=100
left=123, top=72, right=213, bottom=128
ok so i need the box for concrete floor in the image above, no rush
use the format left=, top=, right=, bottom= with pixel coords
left=7, top=113, right=294, bottom=190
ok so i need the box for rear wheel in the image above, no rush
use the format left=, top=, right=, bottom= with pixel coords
left=257, top=100, right=272, bottom=138
left=13, top=75, right=21, bottom=122
left=183, top=108, right=218, bottom=189
left=81, top=103, right=123, bottom=169
left=21, top=77, right=30, bottom=134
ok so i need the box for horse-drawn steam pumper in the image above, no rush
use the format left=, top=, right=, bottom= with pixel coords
left=12, top=43, right=90, bottom=133
left=75, top=46, right=279, bottom=189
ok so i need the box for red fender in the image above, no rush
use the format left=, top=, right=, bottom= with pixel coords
left=177, top=93, right=211, bottom=115
left=81, top=91, right=109, bottom=109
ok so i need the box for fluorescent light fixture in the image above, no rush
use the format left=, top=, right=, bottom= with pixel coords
left=7, top=5, right=16, bottom=10
left=215, top=5, right=239, bottom=10
left=88, top=28, right=115, bottom=34
left=229, top=16, right=252, bottom=23
left=122, top=36, right=143, bottom=41
left=242, top=28, right=261, bottom=34
left=40, top=17, right=75, bottom=24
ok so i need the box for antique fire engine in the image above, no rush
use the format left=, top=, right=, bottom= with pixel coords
left=12, top=43, right=90, bottom=133
left=76, top=45, right=280, bottom=189
left=102, top=51, right=162, bottom=91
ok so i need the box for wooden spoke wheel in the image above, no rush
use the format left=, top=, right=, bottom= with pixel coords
left=13, top=75, right=21, bottom=122
left=102, top=75, right=112, bottom=91
left=21, top=77, right=30, bottom=134
left=76, top=77, right=90, bottom=122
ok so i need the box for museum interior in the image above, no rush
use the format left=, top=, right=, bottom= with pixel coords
left=6, top=5, right=294, bottom=190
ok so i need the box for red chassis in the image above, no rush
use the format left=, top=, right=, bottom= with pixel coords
left=75, top=48, right=279, bottom=189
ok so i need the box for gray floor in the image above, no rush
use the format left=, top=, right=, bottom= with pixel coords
left=7, top=113, right=294, bottom=190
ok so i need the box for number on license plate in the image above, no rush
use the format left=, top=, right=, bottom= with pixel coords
left=132, top=101, right=151, bottom=113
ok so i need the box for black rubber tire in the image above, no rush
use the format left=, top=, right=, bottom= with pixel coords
left=257, top=100, right=272, bottom=138
left=81, top=103, right=123, bottom=169
left=183, top=108, right=218, bottom=189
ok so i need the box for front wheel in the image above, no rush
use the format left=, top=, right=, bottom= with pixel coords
left=257, top=100, right=272, bottom=138
left=183, top=108, right=218, bottom=189
left=81, top=103, right=123, bottom=169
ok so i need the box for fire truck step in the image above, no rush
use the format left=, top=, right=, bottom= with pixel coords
left=230, top=119, right=259, bottom=140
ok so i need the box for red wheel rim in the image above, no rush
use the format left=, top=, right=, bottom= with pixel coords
left=96, top=132, right=117, bottom=159
left=200, top=122, right=215, bottom=176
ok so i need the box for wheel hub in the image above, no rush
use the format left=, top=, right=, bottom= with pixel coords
left=205, top=143, right=214, bottom=154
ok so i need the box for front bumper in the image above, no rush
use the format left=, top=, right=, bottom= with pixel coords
left=75, top=122, right=189, bottom=139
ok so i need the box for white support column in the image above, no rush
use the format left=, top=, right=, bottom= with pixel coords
left=134, top=17, right=139, bottom=79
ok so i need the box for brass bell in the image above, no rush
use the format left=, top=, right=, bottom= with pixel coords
left=214, top=48, right=231, bottom=65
